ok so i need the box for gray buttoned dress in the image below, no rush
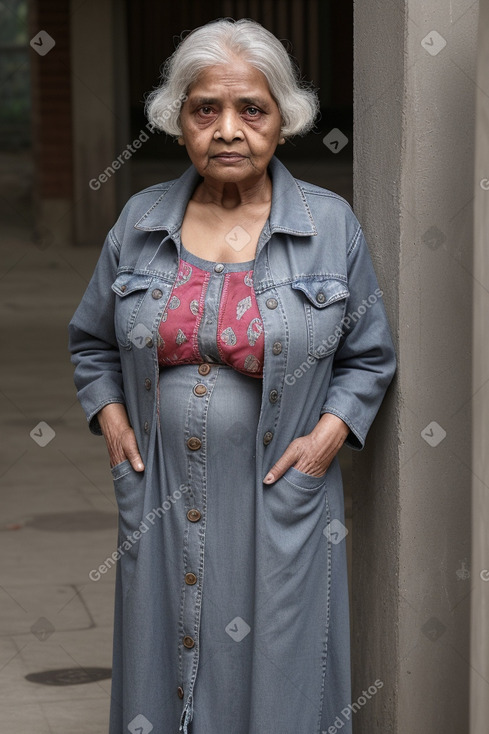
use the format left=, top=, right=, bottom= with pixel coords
left=69, top=156, right=396, bottom=734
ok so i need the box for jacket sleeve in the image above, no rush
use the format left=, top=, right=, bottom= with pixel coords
left=68, top=228, right=125, bottom=436
left=320, top=225, right=397, bottom=450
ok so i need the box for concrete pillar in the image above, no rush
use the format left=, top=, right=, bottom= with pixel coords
left=352, top=1, right=477, bottom=730
left=471, top=0, right=489, bottom=730
left=70, top=0, right=130, bottom=245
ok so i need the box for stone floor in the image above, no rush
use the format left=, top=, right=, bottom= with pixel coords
left=0, top=149, right=353, bottom=732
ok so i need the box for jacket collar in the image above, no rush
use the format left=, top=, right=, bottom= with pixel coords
left=134, top=155, right=317, bottom=237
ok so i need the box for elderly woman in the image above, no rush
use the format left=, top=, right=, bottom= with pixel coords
left=69, top=17, right=395, bottom=734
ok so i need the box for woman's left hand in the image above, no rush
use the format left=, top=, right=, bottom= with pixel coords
left=263, top=413, right=350, bottom=484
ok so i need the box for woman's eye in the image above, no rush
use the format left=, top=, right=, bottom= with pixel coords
left=245, top=107, right=260, bottom=116
left=200, top=106, right=213, bottom=115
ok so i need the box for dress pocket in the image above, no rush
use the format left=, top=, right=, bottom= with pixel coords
left=262, top=465, right=329, bottom=574
left=282, top=465, right=327, bottom=493
left=265, top=465, right=328, bottom=524
left=291, top=276, right=349, bottom=358
left=110, top=460, right=146, bottom=562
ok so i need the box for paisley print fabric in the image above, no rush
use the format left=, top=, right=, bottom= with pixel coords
left=157, top=258, right=264, bottom=377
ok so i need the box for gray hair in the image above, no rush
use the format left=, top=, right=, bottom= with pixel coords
left=145, top=18, right=319, bottom=138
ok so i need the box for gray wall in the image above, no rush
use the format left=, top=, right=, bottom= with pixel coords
left=471, top=0, right=489, bottom=730
left=352, top=0, right=477, bottom=730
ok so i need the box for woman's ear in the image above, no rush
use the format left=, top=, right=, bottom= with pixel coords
left=177, top=136, right=185, bottom=146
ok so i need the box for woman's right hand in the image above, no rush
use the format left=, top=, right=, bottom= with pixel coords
left=97, top=403, right=145, bottom=471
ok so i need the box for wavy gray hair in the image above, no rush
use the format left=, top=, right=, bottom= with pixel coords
left=145, top=18, right=319, bottom=139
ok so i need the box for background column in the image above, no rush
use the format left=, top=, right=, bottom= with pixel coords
left=471, top=0, right=489, bottom=730
left=352, top=0, right=477, bottom=730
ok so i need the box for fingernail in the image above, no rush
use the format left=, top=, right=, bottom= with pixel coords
left=136, top=462, right=144, bottom=471
left=264, top=473, right=274, bottom=484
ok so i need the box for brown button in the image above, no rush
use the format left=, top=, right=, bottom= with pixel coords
left=144, top=421, right=150, bottom=433
left=144, top=378, right=151, bottom=390
left=263, top=431, right=273, bottom=445
left=152, top=288, right=163, bottom=299
left=146, top=338, right=153, bottom=348
left=177, top=686, right=184, bottom=699
left=187, top=437, right=202, bottom=451
left=183, top=636, right=195, bottom=649
left=185, top=572, right=197, bottom=585
left=193, top=384, right=207, bottom=397
left=198, top=363, right=211, bottom=375
left=272, top=341, right=282, bottom=355
left=269, top=389, right=279, bottom=403
left=120, top=284, right=127, bottom=292
left=187, top=509, right=201, bottom=522
left=266, top=298, right=278, bottom=309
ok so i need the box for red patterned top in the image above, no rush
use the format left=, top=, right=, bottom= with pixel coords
left=157, top=250, right=264, bottom=377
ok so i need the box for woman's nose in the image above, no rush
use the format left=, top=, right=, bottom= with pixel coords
left=217, top=109, right=244, bottom=141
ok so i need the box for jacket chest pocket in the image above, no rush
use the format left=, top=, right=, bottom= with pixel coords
left=111, top=272, right=157, bottom=349
left=291, top=276, right=349, bottom=358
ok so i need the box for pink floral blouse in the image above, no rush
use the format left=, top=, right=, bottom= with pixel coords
left=157, top=250, right=264, bottom=377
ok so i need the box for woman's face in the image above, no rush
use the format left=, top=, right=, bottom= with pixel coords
left=179, top=58, right=284, bottom=186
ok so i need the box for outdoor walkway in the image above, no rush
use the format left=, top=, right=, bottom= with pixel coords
left=0, top=150, right=352, bottom=732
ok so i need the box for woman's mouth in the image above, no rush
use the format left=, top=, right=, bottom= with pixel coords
left=212, top=153, right=246, bottom=162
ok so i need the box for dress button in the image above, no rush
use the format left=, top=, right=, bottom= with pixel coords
left=183, top=636, right=195, bottom=649
left=272, top=341, right=282, bottom=355
left=177, top=686, right=184, bottom=699
left=263, top=431, right=274, bottom=445
left=185, top=572, right=197, bottom=585
left=151, top=288, right=163, bottom=299
left=146, top=338, right=153, bottom=348
left=144, top=421, right=150, bottom=433
left=193, top=384, right=207, bottom=397
left=316, top=291, right=326, bottom=304
left=198, top=363, right=211, bottom=376
left=266, top=297, right=278, bottom=309
left=144, top=378, right=151, bottom=390
left=269, top=389, right=279, bottom=403
left=120, top=285, right=127, bottom=292
left=187, top=437, right=202, bottom=451
left=187, top=509, right=201, bottom=522
left=214, top=263, right=225, bottom=273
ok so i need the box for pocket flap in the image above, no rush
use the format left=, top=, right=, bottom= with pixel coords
left=291, top=277, right=349, bottom=308
left=111, top=272, right=153, bottom=297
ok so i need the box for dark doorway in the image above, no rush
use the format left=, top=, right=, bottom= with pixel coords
left=126, top=0, right=353, bottom=198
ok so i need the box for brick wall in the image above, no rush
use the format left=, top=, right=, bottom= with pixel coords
left=29, top=0, right=73, bottom=199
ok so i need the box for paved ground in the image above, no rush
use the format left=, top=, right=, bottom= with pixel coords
left=0, top=150, right=353, bottom=733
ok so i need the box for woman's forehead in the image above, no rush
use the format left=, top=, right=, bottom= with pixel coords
left=188, top=61, right=272, bottom=98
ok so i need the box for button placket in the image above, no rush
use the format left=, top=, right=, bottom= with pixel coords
left=197, top=267, right=225, bottom=363
left=179, top=364, right=218, bottom=702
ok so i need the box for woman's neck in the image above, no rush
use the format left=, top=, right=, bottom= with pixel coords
left=191, top=173, right=272, bottom=210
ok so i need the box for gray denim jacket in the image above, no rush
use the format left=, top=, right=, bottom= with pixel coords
left=68, top=154, right=396, bottom=472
